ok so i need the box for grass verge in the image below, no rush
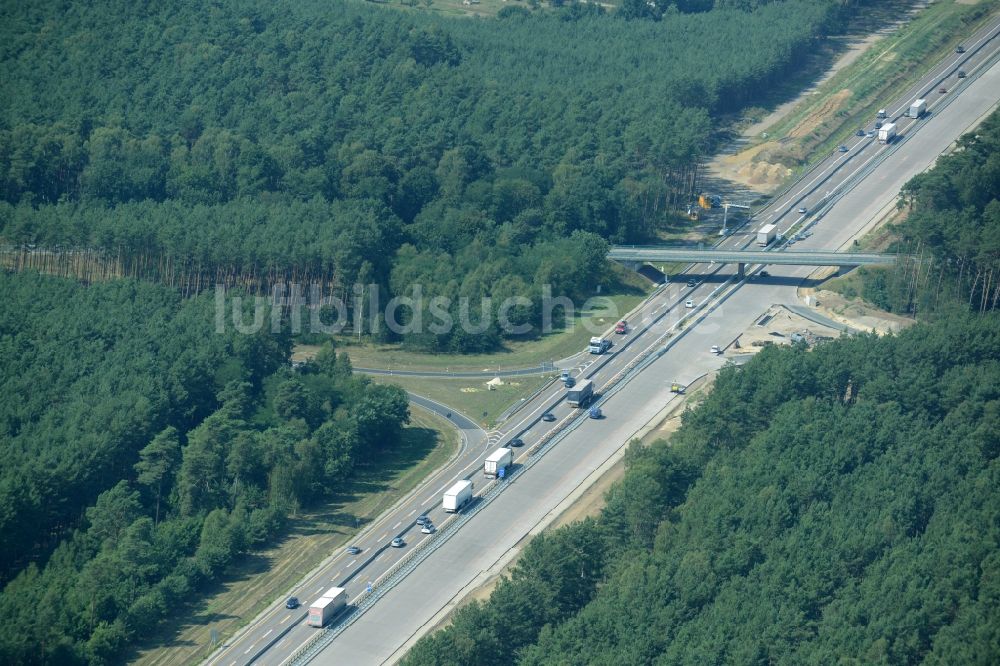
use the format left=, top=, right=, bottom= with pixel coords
left=298, top=281, right=651, bottom=374
left=371, top=373, right=554, bottom=427
left=130, top=408, right=459, bottom=666
left=762, top=0, right=1000, bottom=166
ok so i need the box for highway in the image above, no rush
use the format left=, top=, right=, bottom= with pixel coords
left=205, top=15, right=1000, bottom=666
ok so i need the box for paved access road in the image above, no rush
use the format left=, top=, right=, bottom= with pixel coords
left=205, top=16, right=1000, bottom=666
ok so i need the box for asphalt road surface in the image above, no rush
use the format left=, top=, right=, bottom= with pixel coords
left=204, top=17, right=1000, bottom=666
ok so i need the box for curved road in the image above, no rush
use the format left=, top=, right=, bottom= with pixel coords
left=204, top=17, right=1000, bottom=666
left=356, top=364, right=555, bottom=378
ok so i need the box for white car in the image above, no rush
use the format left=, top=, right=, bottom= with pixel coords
left=685, top=299, right=695, bottom=308
left=391, top=537, right=405, bottom=548
left=421, top=525, right=435, bottom=534
left=711, top=345, right=722, bottom=354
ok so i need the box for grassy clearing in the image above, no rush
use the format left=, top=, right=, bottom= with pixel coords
left=131, top=408, right=458, bottom=666
left=371, top=373, right=554, bottom=427
left=762, top=0, right=999, bottom=166
left=302, top=280, right=651, bottom=373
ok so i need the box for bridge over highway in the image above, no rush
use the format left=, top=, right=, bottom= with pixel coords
left=608, top=246, right=897, bottom=277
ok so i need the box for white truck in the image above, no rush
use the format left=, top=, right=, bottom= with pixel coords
left=307, top=587, right=347, bottom=627
left=567, top=378, right=594, bottom=407
left=756, top=224, right=778, bottom=247
left=907, top=99, right=927, bottom=119
left=484, top=447, right=512, bottom=478
left=588, top=336, right=611, bottom=354
left=878, top=123, right=897, bottom=144
left=443, top=479, right=473, bottom=512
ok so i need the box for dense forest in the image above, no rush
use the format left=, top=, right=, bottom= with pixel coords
left=0, top=0, right=860, bottom=350
left=856, top=108, right=1000, bottom=315
left=403, top=314, right=1000, bottom=664
left=0, top=272, right=410, bottom=664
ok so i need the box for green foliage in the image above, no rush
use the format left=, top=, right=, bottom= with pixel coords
left=862, top=109, right=1000, bottom=315
left=0, top=273, right=410, bottom=663
left=405, top=315, right=1000, bottom=664
left=402, top=518, right=608, bottom=666
left=0, top=0, right=844, bottom=351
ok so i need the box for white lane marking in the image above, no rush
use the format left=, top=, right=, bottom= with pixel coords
left=378, top=533, right=387, bottom=541
left=408, top=508, right=416, bottom=516
left=276, top=638, right=286, bottom=649
left=279, top=614, right=291, bottom=625
left=244, top=643, right=256, bottom=654
left=316, top=586, right=324, bottom=595
left=346, top=559, right=356, bottom=567
left=331, top=570, right=341, bottom=580
left=422, top=495, right=435, bottom=506
left=263, top=629, right=273, bottom=639
left=393, top=521, right=401, bottom=529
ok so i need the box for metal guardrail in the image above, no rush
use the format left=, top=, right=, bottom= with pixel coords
left=285, top=30, right=1000, bottom=666
left=608, top=247, right=896, bottom=266
left=285, top=265, right=743, bottom=666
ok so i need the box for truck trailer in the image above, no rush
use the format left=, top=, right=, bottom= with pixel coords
left=907, top=99, right=927, bottom=119
left=484, top=447, right=512, bottom=478
left=443, top=479, right=473, bottom=512
left=878, top=123, right=897, bottom=144
left=567, top=378, right=594, bottom=407
left=756, top=224, right=778, bottom=247
left=307, top=587, right=347, bottom=627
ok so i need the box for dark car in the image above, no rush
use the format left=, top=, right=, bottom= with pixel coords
left=345, top=545, right=361, bottom=555
left=563, top=376, right=575, bottom=388
left=286, top=597, right=300, bottom=609
left=686, top=279, right=696, bottom=288
left=956, top=45, right=965, bottom=53
left=957, top=70, right=966, bottom=78
left=759, top=270, right=770, bottom=278
left=838, top=145, right=849, bottom=153
left=541, top=413, right=556, bottom=422
left=509, top=437, right=525, bottom=447
left=939, top=86, right=948, bottom=94
left=855, top=129, right=865, bottom=137
left=416, top=515, right=430, bottom=526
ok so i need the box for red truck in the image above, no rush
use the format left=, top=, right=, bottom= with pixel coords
left=614, top=320, right=628, bottom=334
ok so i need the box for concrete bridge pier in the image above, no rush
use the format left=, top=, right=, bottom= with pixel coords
left=737, top=262, right=745, bottom=278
